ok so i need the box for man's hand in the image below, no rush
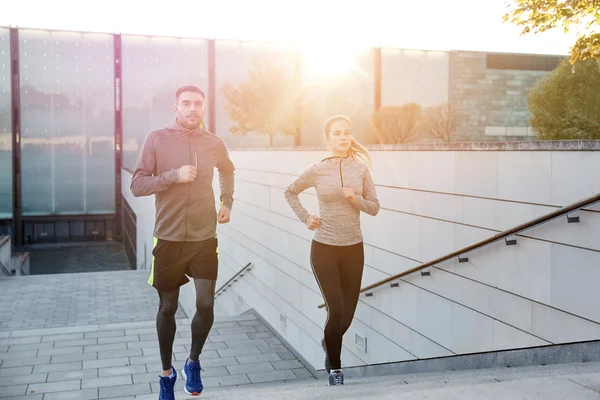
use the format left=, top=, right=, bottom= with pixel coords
left=305, top=215, right=320, bottom=231
left=178, top=165, right=197, bottom=183
left=217, top=206, right=231, bottom=224
left=342, top=187, right=357, bottom=203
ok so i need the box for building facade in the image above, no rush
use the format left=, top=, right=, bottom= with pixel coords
left=0, top=25, right=565, bottom=248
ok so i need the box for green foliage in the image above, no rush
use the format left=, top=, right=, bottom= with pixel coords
left=220, top=56, right=308, bottom=146
left=504, top=0, right=600, bottom=62
left=528, top=58, right=600, bottom=139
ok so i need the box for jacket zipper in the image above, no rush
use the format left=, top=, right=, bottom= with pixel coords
left=339, top=158, right=344, bottom=187
left=184, top=135, right=191, bottom=241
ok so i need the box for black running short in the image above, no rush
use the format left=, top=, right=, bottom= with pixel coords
left=148, top=236, right=219, bottom=292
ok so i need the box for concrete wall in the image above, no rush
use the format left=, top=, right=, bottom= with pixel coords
left=11, top=253, right=29, bottom=276
left=122, top=141, right=600, bottom=371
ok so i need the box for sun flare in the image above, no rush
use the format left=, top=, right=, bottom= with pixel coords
left=300, top=44, right=363, bottom=78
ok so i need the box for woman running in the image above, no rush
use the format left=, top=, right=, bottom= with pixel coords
left=284, top=115, right=380, bottom=386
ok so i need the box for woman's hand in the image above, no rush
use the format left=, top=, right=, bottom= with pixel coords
left=342, top=187, right=357, bottom=203
left=305, top=215, right=320, bottom=231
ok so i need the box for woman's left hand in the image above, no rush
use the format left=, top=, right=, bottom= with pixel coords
left=342, top=187, right=357, bottom=203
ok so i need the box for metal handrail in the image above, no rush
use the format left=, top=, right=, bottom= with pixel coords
left=214, top=262, right=252, bottom=298
left=317, top=192, right=600, bottom=309
left=0, top=261, right=11, bottom=277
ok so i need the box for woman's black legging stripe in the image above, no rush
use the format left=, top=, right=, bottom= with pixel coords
left=310, top=240, right=364, bottom=371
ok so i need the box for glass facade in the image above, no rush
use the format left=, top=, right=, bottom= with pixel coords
left=379, top=49, right=450, bottom=144
left=19, top=29, right=115, bottom=216
left=0, top=28, right=11, bottom=219
left=121, top=35, right=209, bottom=171
left=300, top=47, right=375, bottom=146
left=381, top=48, right=449, bottom=108
left=215, top=40, right=296, bottom=147
left=0, top=25, right=560, bottom=247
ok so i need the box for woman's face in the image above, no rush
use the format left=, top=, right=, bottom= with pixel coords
left=327, top=120, right=352, bottom=154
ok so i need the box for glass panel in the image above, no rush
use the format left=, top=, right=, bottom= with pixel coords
left=34, top=222, right=54, bottom=243
left=0, top=28, right=11, bottom=219
left=381, top=49, right=449, bottom=108
left=381, top=49, right=451, bottom=143
left=215, top=40, right=296, bottom=147
left=300, top=46, right=374, bottom=146
left=122, top=35, right=209, bottom=171
left=70, top=220, right=84, bottom=241
left=55, top=221, right=70, bottom=239
left=19, top=29, right=114, bottom=216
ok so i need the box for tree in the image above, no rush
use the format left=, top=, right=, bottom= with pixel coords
left=528, top=57, right=600, bottom=139
left=419, top=102, right=459, bottom=143
left=371, top=103, right=422, bottom=144
left=504, top=0, right=600, bottom=62
left=220, top=56, right=308, bottom=146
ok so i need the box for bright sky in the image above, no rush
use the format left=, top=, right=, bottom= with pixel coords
left=1, top=0, right=579, bottom=55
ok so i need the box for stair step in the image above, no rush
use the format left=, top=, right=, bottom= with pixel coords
left=146, top=361, right=600, bottom=400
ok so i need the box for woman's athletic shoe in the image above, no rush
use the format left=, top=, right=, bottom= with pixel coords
left=329, top=370, right=344, bottom=386
left=158, top=367, right=177, bottom=400
left=182, top=358, right=204, bottom=395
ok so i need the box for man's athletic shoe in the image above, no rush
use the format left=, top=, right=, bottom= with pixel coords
left=321, top=338, right=331, bottom=373
left=158, top=367, right=177, bottom=400
left=182, top=358, right=204, bottom=395
left=329, top=369, right=344, bottom=386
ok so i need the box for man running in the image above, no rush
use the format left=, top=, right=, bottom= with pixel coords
left=130, top=84, right=235, bottom=399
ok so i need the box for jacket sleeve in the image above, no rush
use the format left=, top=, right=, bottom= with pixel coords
left=130, top=133, right=180, bottom=197
left=284, top=164, right=317, bottom=223
left=217, top=140, right=235, bottom=210
left=352, top=165, right=380, bottom=216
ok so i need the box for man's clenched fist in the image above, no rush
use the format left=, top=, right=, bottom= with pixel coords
left=178, top=165, right=197, bottom=183
left=218, top=206, right=231, bottom=224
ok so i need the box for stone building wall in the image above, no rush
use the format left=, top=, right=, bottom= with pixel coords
left=448, top=51, right=562, bottom=142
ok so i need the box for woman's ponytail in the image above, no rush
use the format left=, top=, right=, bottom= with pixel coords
left=347, top=137, right=372, bottom=169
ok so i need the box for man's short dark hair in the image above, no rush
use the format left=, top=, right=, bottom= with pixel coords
left=175, top=85, right=205, bottom=103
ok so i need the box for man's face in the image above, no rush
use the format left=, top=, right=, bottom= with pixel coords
left=174, top=91, right=205, bottom=130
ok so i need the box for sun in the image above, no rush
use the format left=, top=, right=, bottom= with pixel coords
left=300, top=43, right=363, bottom=79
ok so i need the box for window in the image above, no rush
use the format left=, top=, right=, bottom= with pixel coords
left=486, top=53, right=563, bottom=71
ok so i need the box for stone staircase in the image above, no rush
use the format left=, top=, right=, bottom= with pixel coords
left=0, top=313, right=315, bottom=399
left=3, top=271, right=600, bottom=399
left=0, top=271, right=314, bottom=399
left=198, top=361, right=600, bottom=399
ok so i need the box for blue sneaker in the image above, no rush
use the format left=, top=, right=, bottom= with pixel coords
left=182, top=358, right=203, bottom=395
left=158, top=367, right=177, bottom=400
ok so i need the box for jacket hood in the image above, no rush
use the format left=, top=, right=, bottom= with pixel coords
left=165, top=118, right=208, bottom=136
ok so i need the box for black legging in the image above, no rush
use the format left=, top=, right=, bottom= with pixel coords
left=156, top=279, right=216, bottom=371
left=310, top=240, right=364, bottom=371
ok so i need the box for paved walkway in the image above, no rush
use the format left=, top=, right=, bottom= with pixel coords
left=0, top=271, right=186, bottom=331
left=0, top=271, right=314, bottom=399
